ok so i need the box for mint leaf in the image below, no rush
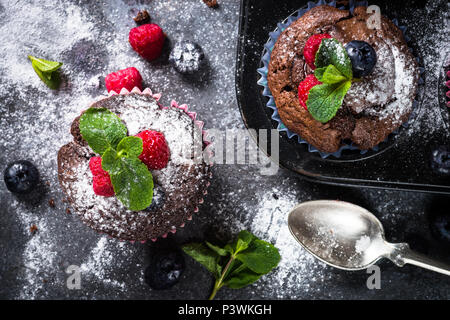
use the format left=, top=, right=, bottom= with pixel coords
left=116, top=136, right=143, bottom=158
left=224, top=230, right=254, bottom=255
left=206, top=241, right=229, bottom=257
left=235, top=230, right=255, bottom=254
left=182, top=243, right=222, bottom=278
left=224, top=244, right=234, bottom=255
left=236, top=239, right=281, bottom=274
left=224, top=267, right=262, bottom=289
left=307, top=80, right=352, bottom=123
left=315, top=38, right=352, bottom=79
left=28, top=56, right=63, bottom=72
left=30, top=61, right=61, bottom=89
left=79, top=108, right=127, bottom=154
left=28, top=56, right=63, bottom=89
left=315, top=64, right=347, bottom=84
left=102, top=148, right=153, bottom=211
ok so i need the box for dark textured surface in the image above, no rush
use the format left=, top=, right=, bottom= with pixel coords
left=0, top=0, right=449, bottom=300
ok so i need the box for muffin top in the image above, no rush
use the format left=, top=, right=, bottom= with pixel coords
left=58, top=93, right=210, bottom=241
left=267, top=5, right=419, bottom=153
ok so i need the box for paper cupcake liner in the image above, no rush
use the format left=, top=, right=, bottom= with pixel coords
left=105, top=87, right=212, bottom=243
left=257, top=0, right=423, bottom=158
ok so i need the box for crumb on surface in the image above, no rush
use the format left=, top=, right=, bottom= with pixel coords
left=202, top=0, right=218, bottom=8
left=29, top=224, right=38, bottom=234
left=133, top=10, right=150, bottom=25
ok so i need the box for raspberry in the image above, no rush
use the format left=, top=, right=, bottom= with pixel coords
left=136, top=130, right=170, bottom=170
left=89, top=157, right=105, bottom=176
left=129, top=24, right=165, bottom=61
left=303, top=33, right=332, bottom=69
left=105, top=67, right=143, bottom=93
left=92, top=175, right=115, bottom=197
left=298, top=74, right=322, bottom=110
left=89, top=157, right=114, bottom=197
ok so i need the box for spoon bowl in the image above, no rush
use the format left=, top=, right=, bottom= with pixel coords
left=288, top=200, right=450, bottom=275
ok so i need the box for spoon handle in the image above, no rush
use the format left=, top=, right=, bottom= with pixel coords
left=388, top=243, right=450, bottom=276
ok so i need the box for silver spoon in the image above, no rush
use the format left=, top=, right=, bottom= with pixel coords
left=288, top=200, right=450, bottom=276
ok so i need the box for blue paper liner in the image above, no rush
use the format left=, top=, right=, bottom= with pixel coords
left=257, top=0, right=422, bottom=159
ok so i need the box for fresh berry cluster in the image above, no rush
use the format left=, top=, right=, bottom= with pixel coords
left=299, top=34, right=377, bottom=111
left=89, top=157, right=114, bottom=197
left=89, top=130, right=169, bottom=197
left=298, top=34, right=331, bottom=110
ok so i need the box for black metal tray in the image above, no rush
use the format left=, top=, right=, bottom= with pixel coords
left=235, top=0, right=450, bottom=194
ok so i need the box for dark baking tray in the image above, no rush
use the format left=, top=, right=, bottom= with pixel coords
left=235, top=0, right=450, bottom=194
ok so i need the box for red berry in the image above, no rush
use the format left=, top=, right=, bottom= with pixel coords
left=129, top=24, right=165, bottom=61
left=136, top=130, right=170, bottom=170
left=298, top=74, right=322, bottom=110
left=92, top=175, right=115, bottom=197
left=89, top=157, right=105, bottom=176
left=89, top=157, right=114, bottom=197
left=303, top=33, right=332, bottom=69
left=105, top=67, right=143, bottom=93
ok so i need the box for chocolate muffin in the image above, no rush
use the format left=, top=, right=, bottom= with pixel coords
left=267, top=5, right=419, bottom=153
left=58, top=92, right=211, bottom=241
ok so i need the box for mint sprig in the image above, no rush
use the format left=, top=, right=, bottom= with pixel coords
left=79, top=108, right=153, bottom=211
left=182, top=230, right=281, bottom=300
left=306, top=38, right=354, bottom=123
left=28, top=55, right=63, bottom=89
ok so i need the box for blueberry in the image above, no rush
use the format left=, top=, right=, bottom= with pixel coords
left=144, top=248, right=185, bottom=290
left=146, top=184, right=165, bottom=210
left=3, top=160, right=39, bottom=194
left=429, top=212, right=450, bottom=246
left=345, top=40, right=377, bottom=78
left=169, top=41, right=206, bottom=75
left=430, top=145, right=450, bottom=175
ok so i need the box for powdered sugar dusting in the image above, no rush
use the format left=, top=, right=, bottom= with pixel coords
left=14, top=204, right=58, bottom=299
left=363, top=41, right=418, bottom=123
left=345, top=41, right=396, bottom=113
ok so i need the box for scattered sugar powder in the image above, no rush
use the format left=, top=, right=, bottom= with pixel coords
left=80, top=237, right=128, bottom=290
left=364, top=41, right=418, bottom=123
left=218, top=185, right=329, bottom=299
left=13, top=202, right=58, bottom=299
